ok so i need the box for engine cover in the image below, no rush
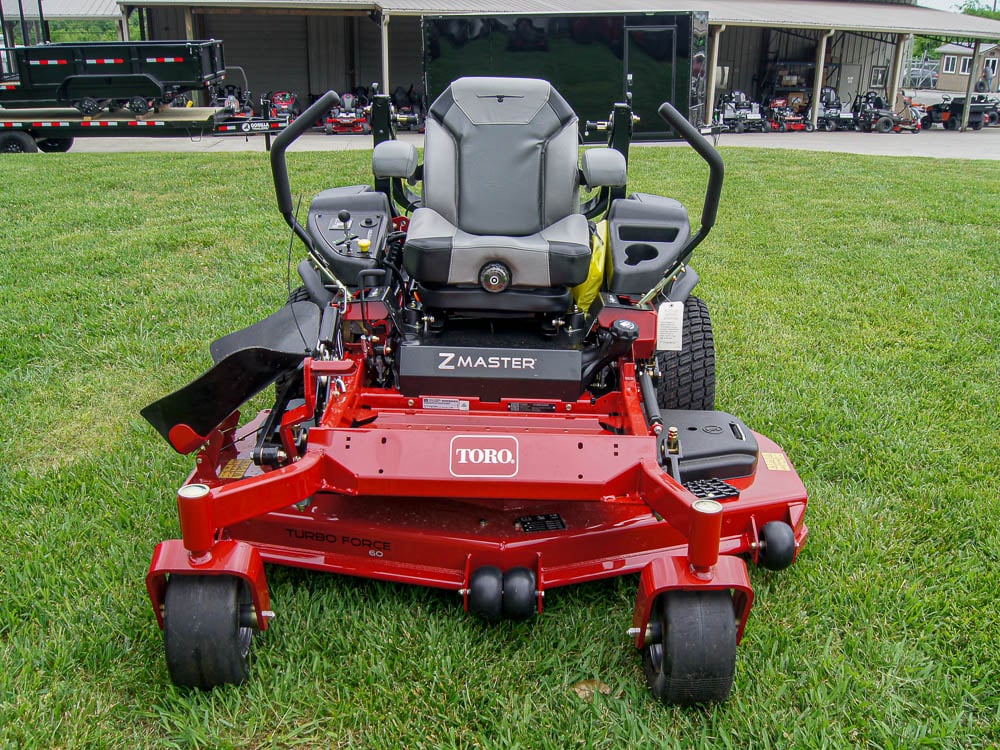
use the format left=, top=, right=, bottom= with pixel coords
left=397, top=342, right=582, bottom=402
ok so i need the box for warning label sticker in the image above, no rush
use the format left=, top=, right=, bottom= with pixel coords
left=761, top=452, right=790, bottom=471
left=219, top=459, right=252, bottom=479
left=656, top=301, right=684, bottom=351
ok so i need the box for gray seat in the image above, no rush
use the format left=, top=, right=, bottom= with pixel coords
left=402, top=77, right=592, bottom=305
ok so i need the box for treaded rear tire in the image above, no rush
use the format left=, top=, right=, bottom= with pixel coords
left=655, top=296, right=715, bottom=411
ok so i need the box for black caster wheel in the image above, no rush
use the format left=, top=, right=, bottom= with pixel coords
left=758, top=521, right=796, bottom=570
left=643, top=590, right=736, bottom=705
left=468, top=566, right=503, bottom=622
left=501, top=567, right=537, bottom=620
left=164, top=574, right=255, bottom=689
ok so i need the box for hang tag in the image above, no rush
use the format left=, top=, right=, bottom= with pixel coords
left=656, top=301, right=684, bottom=351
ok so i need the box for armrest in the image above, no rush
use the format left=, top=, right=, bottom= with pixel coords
left=580, top=147, right=627, bottom=188
left=373, top=140, right=418, bottom=179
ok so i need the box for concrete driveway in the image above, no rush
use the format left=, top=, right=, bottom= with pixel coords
left=66, top=125, right=1000, bottom=160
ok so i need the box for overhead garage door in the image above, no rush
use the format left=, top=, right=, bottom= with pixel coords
left=202, top=13, right=309, bottom=101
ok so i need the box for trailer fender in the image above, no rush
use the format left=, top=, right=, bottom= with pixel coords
left=631, top=554, right=754, bottom=648
left=58, top=73, right=165, bottom=103
left=146, top=538, right=272, bottom=631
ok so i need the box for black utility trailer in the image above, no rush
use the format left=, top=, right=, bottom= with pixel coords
left=0, top=106, right=285, bottom=153
left=0, top=40, right=225, bottom=116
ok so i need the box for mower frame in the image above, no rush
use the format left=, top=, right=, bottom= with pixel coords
left=143, top=80, right=809, bottom=705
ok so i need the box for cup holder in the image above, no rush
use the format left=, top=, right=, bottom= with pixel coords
left=624, top=243, right=659, bottom=266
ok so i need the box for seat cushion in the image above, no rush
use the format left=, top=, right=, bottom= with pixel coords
left=403, top=207, right=592, bottom=289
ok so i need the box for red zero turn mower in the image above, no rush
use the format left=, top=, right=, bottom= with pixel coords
left=142, top=78, right=809, bottom=705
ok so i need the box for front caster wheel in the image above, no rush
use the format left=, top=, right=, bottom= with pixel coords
left=643, top=590, right=736, bottom=706
left=164, top=574, right=255, bottom=689
left=468, top=566, right=503, bottom=622
left=502, top=567, right=536, bottom=620
left=758, top=521, right=797, bottom=570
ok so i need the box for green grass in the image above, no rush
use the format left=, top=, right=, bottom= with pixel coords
left=1, top=146, right=998, bottom=748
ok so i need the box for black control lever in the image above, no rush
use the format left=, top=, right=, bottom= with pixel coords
left=639, top=103, right=725, bottom=305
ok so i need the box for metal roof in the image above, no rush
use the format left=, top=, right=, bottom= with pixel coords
left=114, top=0, right=1000, bottom=41
left=2, top=0, right=121, bottom=19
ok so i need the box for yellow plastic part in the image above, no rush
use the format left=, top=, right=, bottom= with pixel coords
left=572, top=220, right=607, bottom=313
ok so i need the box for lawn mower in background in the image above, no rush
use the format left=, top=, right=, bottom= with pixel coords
left=811, top=86, right=853, bottom=131
left=853, top=91, right=919, bottom=133
left=210, top=67, right=255, bottom=118
left=324, top=90, right=371, bottom=135
left=141, top=77, right=810, bottom=706
left=714, top=90, right=766, bottom=133
left=764, top=97, right=811, bottom=131
left=269, top=90, right=302, bottom=121
left=391, top=83, right=425, bottom=131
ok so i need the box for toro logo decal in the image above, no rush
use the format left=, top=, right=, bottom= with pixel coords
left=449, top=435, right=519, bottom=478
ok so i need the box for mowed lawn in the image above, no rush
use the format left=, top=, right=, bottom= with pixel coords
left=0, top=145, right=998, bottom=749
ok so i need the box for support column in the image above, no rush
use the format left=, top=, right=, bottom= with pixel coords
left=961, top=41, right=981, bottom=131
left=380, top=13, right=390, bottom=95
left=119, top=8, right=130, bottom=41
left=705, top=24, right=725, bottom=126
left=811, top=29, right=835, bottom=128
left=184, top=7, right=194, bottom=40
left=888, top=33, right=907, bottom=113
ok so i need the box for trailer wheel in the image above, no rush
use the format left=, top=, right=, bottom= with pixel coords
left=128, top=96, right=151, bottom=116
left=163, top=574, right=254, bottom=689
left=0, top=131, right=38, bottom=153
left=822, top=120, right=834, bottom=132
left=36, top=137, right=74, bottom=153
left=655, top=296, right=715, bottom=411
left=643, top=590, right=737, bottom=706
left=76, top=97, right=101, bottom=116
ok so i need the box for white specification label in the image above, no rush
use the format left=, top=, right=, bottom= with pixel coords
left=656, top=301, right=684, bottom=351
left=422, top=397, right=470, bottom=411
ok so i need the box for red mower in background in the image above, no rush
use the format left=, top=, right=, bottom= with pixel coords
left=269, top=90, right=301, bottom=121
left=324, top=90, right=371, bottom=134
left=142, top=77, right=809, bottom=706
left=764, top=97, right=812, bottom=131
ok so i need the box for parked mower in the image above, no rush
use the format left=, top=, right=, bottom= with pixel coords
left=854, top=91, right=919, bottom=133
left=764, top=97, right=812, bottom=131
left=142, top=77, right=809, bottom=706
left=324, top=90, right=371, bottom=135
left=269, top=90, right=302, bottom=121
left=714, top=90, right=766, bottom=133
left=811, top=86, right=852, bottom=131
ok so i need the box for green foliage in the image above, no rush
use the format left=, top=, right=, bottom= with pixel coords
left=0, top=148, right=998, bottom=748
left=959, top=0, right=1000, bottom=21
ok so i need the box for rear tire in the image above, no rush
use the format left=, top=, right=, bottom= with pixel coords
left=876, top=116, right=894, bottom=133
left=164, top=574, right=254, bottom=689
left=655, top=296, right=715, bottom=411
left=0, top=131, right=38, bottom=153
left=643, top=590, right=737, bottom=705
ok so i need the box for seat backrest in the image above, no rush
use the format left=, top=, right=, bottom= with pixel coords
left=422, top=77, right=580, bottom=237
